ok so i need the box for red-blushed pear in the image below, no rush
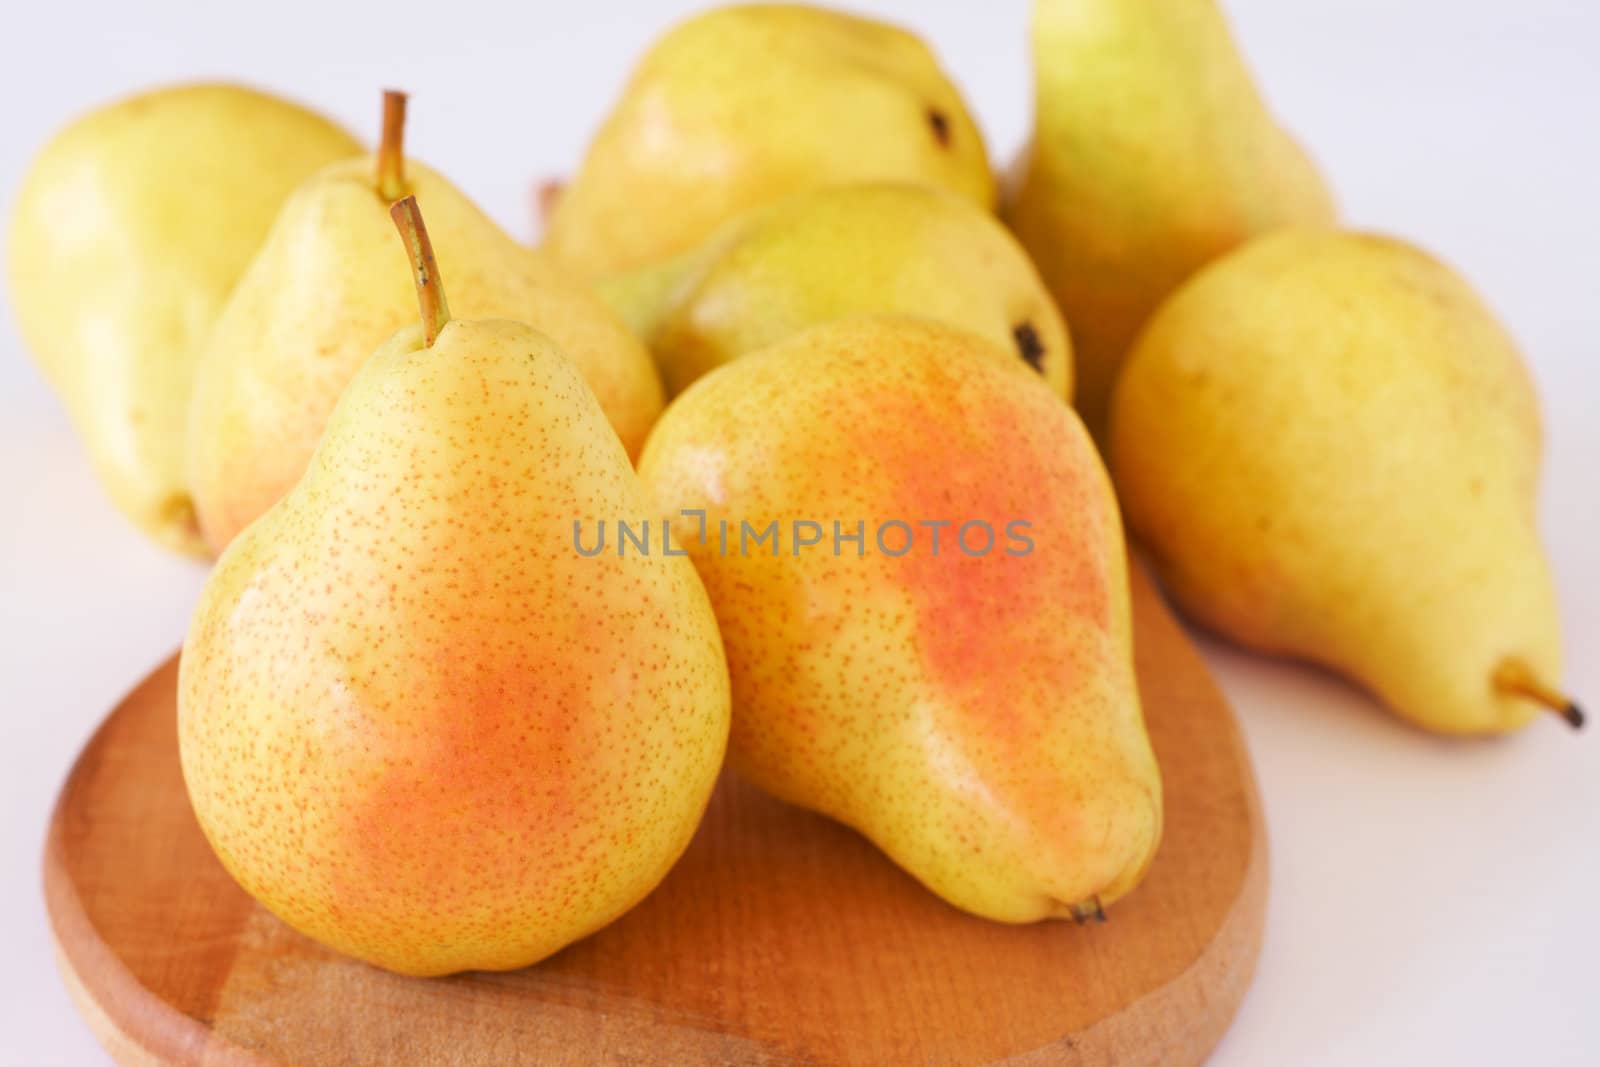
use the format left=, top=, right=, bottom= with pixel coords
left=638, top=316, right=1161, bottom=921
left=178, top=196, right=730, bottom=976
left=188, top=91, right=663, bottom=555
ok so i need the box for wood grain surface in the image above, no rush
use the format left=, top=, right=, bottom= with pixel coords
left=43, top=564, right=1267, bottom=1066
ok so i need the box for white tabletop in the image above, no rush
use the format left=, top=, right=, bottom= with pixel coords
left=1, top=2, right=1595, bottom=1064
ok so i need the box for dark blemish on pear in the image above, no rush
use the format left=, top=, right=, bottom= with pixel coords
left=1012, top=322, right=1046, bottom=374
left=927, top=108, right=951, bottom=147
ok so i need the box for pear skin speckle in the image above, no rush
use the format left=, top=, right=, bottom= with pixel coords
left=639, top=316, right=1162, bottom=922
left=188, top=157, right=664, bottom=555
left=179, top=319, right=729, bottom=976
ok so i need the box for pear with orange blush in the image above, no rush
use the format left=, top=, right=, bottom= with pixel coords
left=178, top=197, right=729, bottom=976
left=638, top=316, right=1161, bottom=921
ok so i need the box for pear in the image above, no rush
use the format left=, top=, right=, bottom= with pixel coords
left=638, top=315, right=1161, bottom=920
left=602, top=182, right=1072, bottom=399
left=187, top=92, right=663, bottom=553
left=7, top=83, right=361, bottom=554
left=543, top=3, right=994, bottom=280
left=178, top=196, right=730, bottom=976
left=1004, top=0, right=1336, bottom=436
left=1111, top=229, right=1581, bottom=735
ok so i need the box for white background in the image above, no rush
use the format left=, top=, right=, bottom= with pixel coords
left=2, top=1, right=1596, bottom=1064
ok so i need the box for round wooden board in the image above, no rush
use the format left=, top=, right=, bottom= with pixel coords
left=44, top=565, right=1266, bottom=1067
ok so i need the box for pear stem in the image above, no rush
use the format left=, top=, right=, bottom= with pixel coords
left=535, top=178, right=565, bottom=227
left=1493, top=659, right=1584, bottom=730
left=390, top=195, right=451, bottom=346
left=376, top=89, right=408, bottom=202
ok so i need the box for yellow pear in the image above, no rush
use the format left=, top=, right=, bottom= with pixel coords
left=188, top=93, right=663, bottom=553
left=7, top=83, right=361, bottom=554
left=179, top=197, right=730, bottom=976
left=1005, top=0, right=1336, bottom=436
left=602, top=182, right=1072, bottom=398
left=639, top=315, right=1161, bottom=920
left=543, top=3, right=994, bottom=280
left=1112, top=229, right=1580, bottom=735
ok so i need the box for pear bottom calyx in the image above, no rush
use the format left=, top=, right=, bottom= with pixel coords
left=1069, top=897, right=1108, bottom=925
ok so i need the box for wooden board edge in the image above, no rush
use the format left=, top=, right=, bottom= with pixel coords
left=1094, top=725, right=1269, bottom=1067
left=1011, top=566, right=1273, bottom=1066
left=43, top=665, right=274, bottom=1067
left=46, top=820, right=274, bottom=1067
left=44, top=573, right=1272, bottom=1067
